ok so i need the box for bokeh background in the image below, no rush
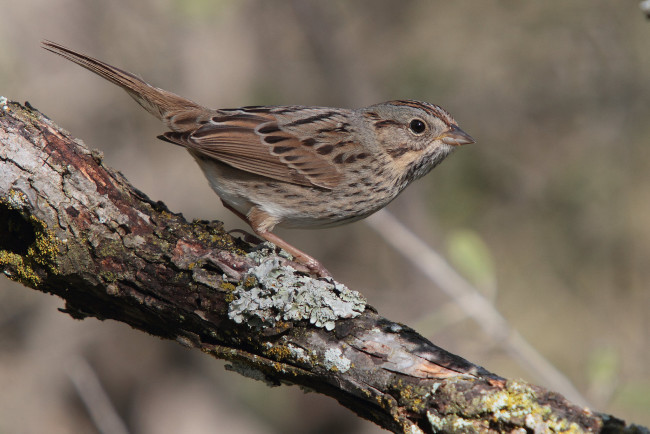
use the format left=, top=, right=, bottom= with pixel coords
left=2, top=1, right=649, bottom=432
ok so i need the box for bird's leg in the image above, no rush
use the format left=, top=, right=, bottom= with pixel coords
left=244, top=206, right=332, bottom=279
left=252, top=229, right=332, bottom=278
left=219, top=200, right=263, bottom=244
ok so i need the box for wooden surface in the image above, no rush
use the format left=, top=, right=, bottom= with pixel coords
left=0, top=101, right=642, bottom=433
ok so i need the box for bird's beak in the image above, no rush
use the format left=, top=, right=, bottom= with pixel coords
left=440, top=125, right=475, bottom=146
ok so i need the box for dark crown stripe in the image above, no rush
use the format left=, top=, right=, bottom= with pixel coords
left=389, top=100, right=454, bottom=127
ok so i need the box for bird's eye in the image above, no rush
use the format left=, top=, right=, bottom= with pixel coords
left=409, top=119, right=426, bottom=134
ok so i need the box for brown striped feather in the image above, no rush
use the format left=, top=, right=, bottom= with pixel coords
left=160, top=108, right=357, bottom=189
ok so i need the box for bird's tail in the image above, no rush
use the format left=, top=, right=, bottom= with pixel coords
left=42, top=40, right=206, bottom=131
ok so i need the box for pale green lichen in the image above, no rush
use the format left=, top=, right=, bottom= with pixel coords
left=323, top=348, right=351, bottom=373
left=228, top=256, right=366, bottom=331
left=7, top=189, right=28, bottom=208
left=286, top=343, right=311, bottom=363
left=427, top=380, right=591, bottom=433
left=427, top=410, right=492, bottom=432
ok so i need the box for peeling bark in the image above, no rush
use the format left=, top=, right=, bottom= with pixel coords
left=0, top=101, right=645, bottom=433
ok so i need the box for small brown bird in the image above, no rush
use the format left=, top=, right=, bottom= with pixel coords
left=42, top=41, right=474, bottom=277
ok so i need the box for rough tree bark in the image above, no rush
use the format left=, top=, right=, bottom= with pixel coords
left=0, top=100, right=645, bottom=433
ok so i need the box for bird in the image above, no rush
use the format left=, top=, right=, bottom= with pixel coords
left=42, top=40, right=474, bottom=278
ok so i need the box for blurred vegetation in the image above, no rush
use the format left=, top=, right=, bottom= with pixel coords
left=1, top=1, right=649, bottom=433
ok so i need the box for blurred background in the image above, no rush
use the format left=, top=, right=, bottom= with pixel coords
left=2, top=0, right=649, bottom=432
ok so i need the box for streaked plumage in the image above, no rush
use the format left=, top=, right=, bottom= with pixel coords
left=42, top=41, right=474, bottom=277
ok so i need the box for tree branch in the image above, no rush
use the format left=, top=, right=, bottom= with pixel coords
left=0, top=100, right=644, bottom=433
